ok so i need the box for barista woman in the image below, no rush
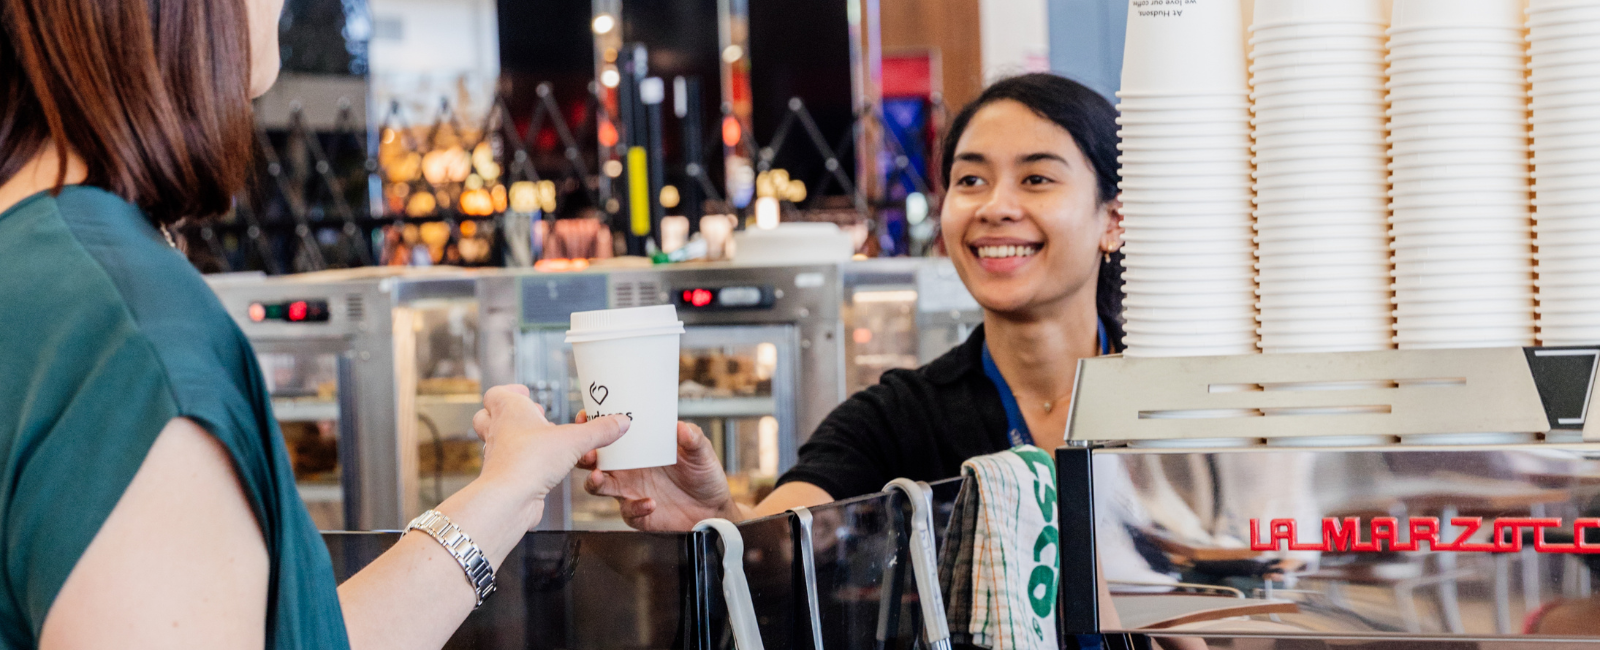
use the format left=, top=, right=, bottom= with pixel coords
left=581, top=73, right=1128, bottom=529
left=0, top=0, right=624, bottom=648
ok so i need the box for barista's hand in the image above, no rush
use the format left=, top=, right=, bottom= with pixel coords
left=576, top=412, right=741, bottom=531
left=470, top=385, right=630, bottom=530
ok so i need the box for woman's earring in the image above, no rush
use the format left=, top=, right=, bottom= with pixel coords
left=1103, top=250, right=1111, bottom=264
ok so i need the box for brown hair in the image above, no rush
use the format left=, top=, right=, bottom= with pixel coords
left=0, top=0, right=255, bottom=224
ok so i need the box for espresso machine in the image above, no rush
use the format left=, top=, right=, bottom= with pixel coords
left=1056, top=346, right=1600, bottom=648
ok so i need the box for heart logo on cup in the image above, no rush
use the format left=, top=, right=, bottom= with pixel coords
left=589, top=382, right=609, bottom=405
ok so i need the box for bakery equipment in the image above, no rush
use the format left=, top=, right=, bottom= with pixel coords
left=209, top=267, right=492, bottom=530
left=212, top=258, right=980, bottom=532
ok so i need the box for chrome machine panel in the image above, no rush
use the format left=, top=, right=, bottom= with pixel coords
left=1057, top=346, right=1600, bottom=645
left=209, top=271, right=401, bottom=530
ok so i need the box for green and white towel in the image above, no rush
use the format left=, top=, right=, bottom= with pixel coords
left=939, top=446, right=1060, bottom=650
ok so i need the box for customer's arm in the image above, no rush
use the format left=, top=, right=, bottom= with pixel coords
left=40, top=417, right=270, bottom=649
left=40, top=385, right=626, bottom=650
left=337, top=385, right=627, bottom=650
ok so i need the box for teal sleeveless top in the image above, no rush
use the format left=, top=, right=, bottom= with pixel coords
left=0, top=186, right=350, bottom=648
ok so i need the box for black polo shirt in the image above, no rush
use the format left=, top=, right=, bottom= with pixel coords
left=778, top=325, right=1011, bottom=500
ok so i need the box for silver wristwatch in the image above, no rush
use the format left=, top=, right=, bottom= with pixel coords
left=406, top=510, right=497, bottom=608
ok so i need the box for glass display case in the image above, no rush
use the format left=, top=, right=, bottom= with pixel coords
left=842, top=258, right=983, bottom=396
left=213, top=261, right=977, bottom=532
left=678, top=326, right=794, bottom=509
left=390, top=277, right=486, bottom=520
left=843, top=286, right=920, bottom=396
left=211, top=268, right=484, bottom=530
left=404, top=298, right=484, bottom=513
left=258, top=343, right=347, bottom=530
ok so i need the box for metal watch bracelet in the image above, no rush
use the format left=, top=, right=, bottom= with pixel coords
left=406, top=509, right=497, bottom=609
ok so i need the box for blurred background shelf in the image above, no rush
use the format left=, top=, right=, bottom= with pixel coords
left=677, top=396, right=777, bottom=419
left=273, top=398, right=340, bottom=422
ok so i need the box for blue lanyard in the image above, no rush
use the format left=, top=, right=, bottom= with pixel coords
left=982, top=319, right=1109, bottom=447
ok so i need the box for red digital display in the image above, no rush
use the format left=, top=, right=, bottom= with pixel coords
left=1251, top=516, right=1600, bottom=554
left=682, top=288, right=714, bottom=308
left=676, top=286, right=771, bottom=310
left=248, top=299, right=326, bottom=323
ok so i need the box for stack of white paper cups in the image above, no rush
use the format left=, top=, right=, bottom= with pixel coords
left=1528, top=0, right=1600, bottom=346
left=1117, top=0, right=1258, bottom=358
left=1386, top=0, right=1536, bottom=350
left=1250, top=0, right=1394, bottom=355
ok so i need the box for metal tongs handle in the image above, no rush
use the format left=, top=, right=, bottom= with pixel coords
left=789, top=507, right=826, bottom=650
left=884, top=478, right=953, bottom=650
left=693, top=518, right=766, bottom=650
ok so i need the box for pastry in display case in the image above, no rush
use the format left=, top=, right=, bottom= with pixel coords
left=678, top=339, right=783, bottom=507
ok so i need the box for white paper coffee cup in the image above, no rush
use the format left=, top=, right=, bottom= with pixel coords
left=1120, top=0, right=1249, bottom=94
left=566, top=304, right=686, bottom=471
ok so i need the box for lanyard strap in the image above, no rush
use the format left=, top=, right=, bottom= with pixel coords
left=982, top=319, right=1109, bottom=447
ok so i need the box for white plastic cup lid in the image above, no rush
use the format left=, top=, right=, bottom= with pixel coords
left=567, top=305, right=686, bottom=343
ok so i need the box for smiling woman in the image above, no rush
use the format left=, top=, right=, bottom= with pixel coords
left=940, top=75, right=1126, bottom=342
left=575, top=74, right=1128, bottom=533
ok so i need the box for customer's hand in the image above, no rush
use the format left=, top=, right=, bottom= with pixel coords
left=576, top=412, right=741, bottom=531
left=470, top=385, right=630, bottom=530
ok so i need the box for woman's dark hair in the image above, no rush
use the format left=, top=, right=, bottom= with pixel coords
left=939, top=73, right=1125, bottom=351
left=0, top=0, right=254, bottom=225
